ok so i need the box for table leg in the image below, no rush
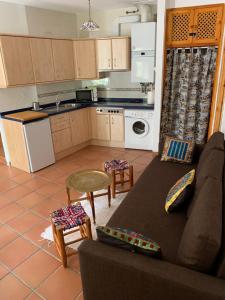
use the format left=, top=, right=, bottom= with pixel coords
left=108, top=185, right=111, bottom=208
left=88, top=192, right=96, bottom=224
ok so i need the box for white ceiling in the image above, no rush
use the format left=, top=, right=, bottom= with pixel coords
left=2, top=0, right=156, bottom=13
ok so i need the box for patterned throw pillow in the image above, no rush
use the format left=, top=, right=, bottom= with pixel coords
left=96, top=226, right=161, bottom=257
left=165, top=169, right=195, bottom=213
left=161, top=136, right=195, bottom=163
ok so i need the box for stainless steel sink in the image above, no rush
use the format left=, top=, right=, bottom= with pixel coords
left=42, top=103, right=80, bottom=113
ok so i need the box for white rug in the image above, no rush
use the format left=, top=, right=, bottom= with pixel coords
left=41, top=190, right=127, bottom=250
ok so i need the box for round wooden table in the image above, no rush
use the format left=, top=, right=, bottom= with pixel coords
left=66, top=169, right=112, bottom=224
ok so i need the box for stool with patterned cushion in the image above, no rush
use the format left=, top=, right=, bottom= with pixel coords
left=51, top=202, right=92, bottom=267
left=104, top=160, right=134, bottom=198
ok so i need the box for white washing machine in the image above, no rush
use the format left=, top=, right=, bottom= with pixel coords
left=125, top=109, right=154, bottom=150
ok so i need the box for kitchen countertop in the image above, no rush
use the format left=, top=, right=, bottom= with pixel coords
left=1, top=98, right=154, bottom=123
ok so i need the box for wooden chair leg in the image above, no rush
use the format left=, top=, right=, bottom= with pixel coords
left=129, top=165, right=134, bottom=188
left=84, top=216, right=93, bottom=240
left=120, top=170, right=125, bottom=186
left=108, top=185, right=111, bottom=207
left=88, top=192, right=96, bottom=224
left=66, top=187, right=71, bottom=205
left=112, top=170, right=116, bottom=198
left=57, top=229, right=67, bottom=268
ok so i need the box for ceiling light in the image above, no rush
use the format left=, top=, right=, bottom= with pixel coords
left=80, top=0, right=100, bottom=32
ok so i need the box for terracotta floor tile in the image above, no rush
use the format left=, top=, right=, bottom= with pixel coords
left=23, top=177, right=49, bottom=191
left=37, top=266, right=82, bottom=300
left=36, top=182, right=64, bottom=197
left=133, top=154, right=154, bottom=166
left=0, top=237, right=38, bottom=269
left=7, top=212, right=44, bottom=234
left=32, top=198, right=64, bottom=219
left=24, top=219, right=50, bottom=247
left=0, top=274, right=31, bottom=299
left=42, top=242, right=61, bottom=259
left=67, top=254, right=80, bottom=272
left=3, top=185, right=32, bottom=202
left=16, top=191, right=47, bottom=209
left=0, top=263, right=9, bottom=279
left=0, top=203, right=25, bottom=223
left=0, top=178, right=18, bottom=193
left=12, top=173, right=35, bottom=184
left=0, top=225, right=19, bottom=248
left=14, top=250, right=61, bottom=288
left=26, top=292, right=43, bottom=299
left=76, top=292, right=84, bottom=300
left=0, top=165, right=25, bottom=179
left=0, top=194, right=15, bottom=209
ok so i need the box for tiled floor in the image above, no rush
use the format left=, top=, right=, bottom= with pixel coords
left=0, top=145, right=156, bottom=300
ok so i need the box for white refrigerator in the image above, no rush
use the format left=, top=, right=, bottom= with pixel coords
left=23, top=118, right=55, bottom=172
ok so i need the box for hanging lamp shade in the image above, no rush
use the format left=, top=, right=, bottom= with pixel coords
left=80, top=0, right=100, bottom=31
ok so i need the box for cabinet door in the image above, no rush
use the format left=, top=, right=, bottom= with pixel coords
left=110, top=115, right=124, bottom=142
left=96, top=39, right=112, bottom=71
left=0, top=36, right=34, bottom=86
left=112, top=38, right=131, bottom=70
left=96, top=114, right=110, bottom=141
left=193, top=5, right=223, bottom=45
left=166, top=9, right=195, bottom=47
left=52, top=39, right=75, bottom=81
left=52, top=128, right=72, bottom=154
left=70, top=109, right=90, bottom=146
left=30, top=38, right=55, bottom=83
left=73, top=40, right=97, bottom=79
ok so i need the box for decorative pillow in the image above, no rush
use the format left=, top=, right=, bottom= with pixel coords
left=96, top=226, right=161, bottom=257
left=165, top=169, right=195, bottom=213
left=161, top=136, right=195, bottom=164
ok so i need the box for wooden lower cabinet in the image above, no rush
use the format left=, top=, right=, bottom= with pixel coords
left=70, top=108, right=90, bottom=145
left=91, top=110, right=110, bottom=141
left=52, top=128, right=72, bottom=154
left=110, top=115, right=124, bottom=142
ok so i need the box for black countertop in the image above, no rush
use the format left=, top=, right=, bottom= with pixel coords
left=1, top=98, right=154, bottom=123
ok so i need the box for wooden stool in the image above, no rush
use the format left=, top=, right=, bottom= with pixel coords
left=104, top=160, right=134, bottom=198
left=51, top=202, right=92, bottom=268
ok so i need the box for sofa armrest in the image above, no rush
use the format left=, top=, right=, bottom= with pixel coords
left=79, top=240, right=225, bottom=300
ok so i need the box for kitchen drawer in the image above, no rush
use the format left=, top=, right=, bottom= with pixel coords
left=52, top=128, right=72, bottom=153
left=50, top=113, right=70, bottom=132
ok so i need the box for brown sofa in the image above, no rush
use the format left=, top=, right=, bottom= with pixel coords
left=79, top=132, right=225, bottom=300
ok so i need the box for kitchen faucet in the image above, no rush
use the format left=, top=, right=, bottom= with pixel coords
left=56, top=95, right=61, bottom=111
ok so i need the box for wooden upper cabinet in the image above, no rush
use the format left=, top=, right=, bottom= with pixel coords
left=30, top=38, right=55, bottom=83
left=166, top=9, right=195, bottom=47
left=52, top=39, right=75, bottom=81
left=0, top=36, right=34, bottom=87
left=112, top=37, right=131, bottom=70
left=73, top=39, right=98, bottom=79
left=96, top=39, right=112, bottom=71
left=166, top=5, right=224, bottom=47
left=193, top=6, right=223, bottom=45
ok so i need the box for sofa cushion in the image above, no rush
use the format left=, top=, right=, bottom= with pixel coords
left=187, top=149, right=224, bottom=217
left=165, top=169, right=195, bottom=213
left=161, top=136, right=195, bottom=164
left=108, top=156, right=196, bottom=263
left=177, top=177, right=222, bottom=273
left=96, top=226, right=161, bottom=257
left=196, top=131, right=224, bottom=178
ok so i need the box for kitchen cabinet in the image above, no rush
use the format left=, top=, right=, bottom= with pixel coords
left=96, top=39, right=112, bottom=71
left=30, top=38, right=55, bottom=83
left=52, top=128, right=72, bottom=154
left=50, top=113, right=70, bottom=133
left=0, top=36, right=34, bottom=87
left=166, top=5, right=224, bottom=47
left=73, top=39, right=98, bottom=79
left=69, top=108, right=90, bottom=146
left=112, top=37, right=131, bottom=70
left=96, top=37, right=130, bottom=71
left=52, top=39, right=75, bottom=81
left=110, top=115, right=124, bottom=142
left=90, top=109, right=110, bottom=141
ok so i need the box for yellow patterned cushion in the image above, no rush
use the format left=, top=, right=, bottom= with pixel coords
left=165, top=169, right=195, bottom=213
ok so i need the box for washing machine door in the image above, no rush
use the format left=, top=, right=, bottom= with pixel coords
left=131, top=118, right=149, bottom=137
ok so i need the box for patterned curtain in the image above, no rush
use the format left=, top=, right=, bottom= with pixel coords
left=160, top=46, right=218, bottom=144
